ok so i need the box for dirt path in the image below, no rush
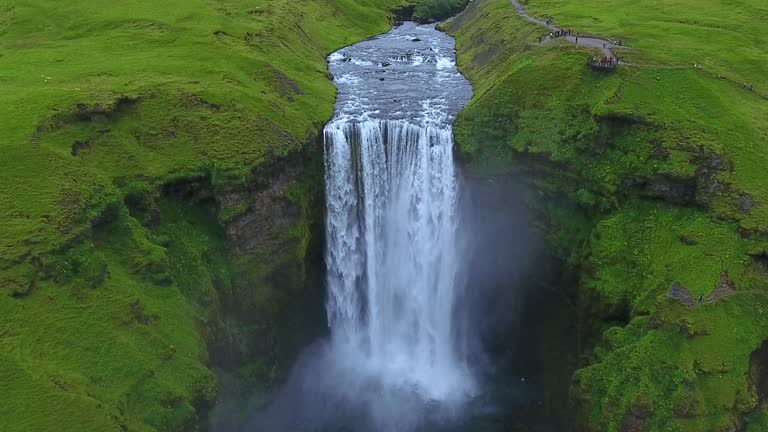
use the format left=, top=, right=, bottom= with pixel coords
left=510, top=0, right=628, bottom=61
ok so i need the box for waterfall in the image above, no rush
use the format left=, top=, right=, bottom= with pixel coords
left=244, top=22, right=475, bottom=432
left=324, top=119, right=472, bottom=400
left=321, top=20, right=475, bottom=423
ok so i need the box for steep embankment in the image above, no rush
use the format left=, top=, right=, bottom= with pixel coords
left=447, top=0, right=768, bottom=430
left=0, top=1, right=418, bottom=431
left=396, top=0, right=469, bottom=22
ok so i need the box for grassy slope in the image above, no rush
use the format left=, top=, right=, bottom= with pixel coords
left=447, top=0, right=768, bottom=430
left=0, top=0, right=404, bottom=267
left=0, top=1, right=405, bottom=431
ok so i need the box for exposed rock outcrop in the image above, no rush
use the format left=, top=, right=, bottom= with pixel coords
left=223, top=156, right=305, bottom=256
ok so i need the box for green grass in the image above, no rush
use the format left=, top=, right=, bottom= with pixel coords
left=587, top=201, right=765, bottom=312
left=447, top=0, right=768, bottom=429
left=0, top=0, right=405, bottom=266
left=0, top=209, right=217, bottom=432
left=523, top=0, right=768, bottom=88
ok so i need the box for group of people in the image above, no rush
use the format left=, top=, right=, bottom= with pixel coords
left=537, top=15, right=624, bottom=70
left=588, top=56, right=618, bottom=68
left=548, top=28, right=573, bottom=39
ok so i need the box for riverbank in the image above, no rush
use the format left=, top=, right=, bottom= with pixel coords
left=447, top=0, right=768, bottom=429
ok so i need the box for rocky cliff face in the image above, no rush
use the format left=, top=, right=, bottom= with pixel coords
left=210, top=139, right=327, bottom=375
left=113, top=136, right=327, bottom=431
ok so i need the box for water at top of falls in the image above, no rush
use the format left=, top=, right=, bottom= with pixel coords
left=321, top=22, right=475, bottom=431
left=327, top=22, right=472, bottom=123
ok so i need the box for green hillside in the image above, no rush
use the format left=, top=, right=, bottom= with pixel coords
left=0, top=0, right=410, bottom=430
left=447, top=0, right=768, bottom=430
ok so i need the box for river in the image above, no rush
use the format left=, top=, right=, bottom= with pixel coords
left=323, top=21, right=473, bottom=430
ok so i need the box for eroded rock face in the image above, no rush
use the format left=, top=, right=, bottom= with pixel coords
left=695, top=151, right=733, bottom=206
left=224, top=157, right=304, bottom=256
left=639, top=175, right=697, bottom=205
left=216, top=142, right=327, bottom=371
left=712, top=271, right=737, bottom=299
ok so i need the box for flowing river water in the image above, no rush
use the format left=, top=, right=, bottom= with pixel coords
left=323, top=21, right=474, bottom=411
left=242, top=22, right=576, bottom=432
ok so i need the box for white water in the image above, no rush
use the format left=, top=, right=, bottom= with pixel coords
left=322, top=22, right=475, bottom=427
left=324, top=120, right=473, bottom=402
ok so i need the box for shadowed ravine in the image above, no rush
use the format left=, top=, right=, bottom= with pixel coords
left=242, top=22, right=575, bottom=432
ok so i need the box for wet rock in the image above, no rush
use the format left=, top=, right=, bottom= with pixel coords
left=145, top=207, right=161, bottom=228
left=411, top=37, right=422, bottom=42
left=711, top=271, right=736, bottom=300
left=741, top=193, right=754, bottom=214
left=162, top=176, right=215, bottom=205
left=750, top=339, right=768, bottom=409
